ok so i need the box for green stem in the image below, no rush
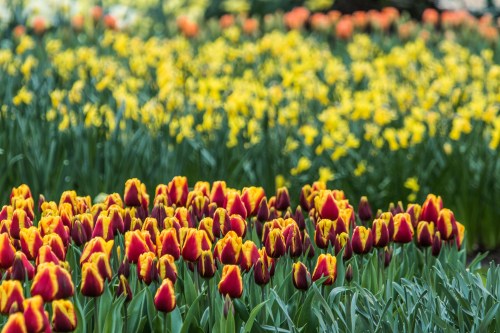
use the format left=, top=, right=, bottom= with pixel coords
left=207, top=279, right=213, bottom=332
left=94, top=297, right=100, bottom=333
left=124, top=303, right=128, bottom=333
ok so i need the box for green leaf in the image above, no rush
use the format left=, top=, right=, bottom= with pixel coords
left=127, top=288, right=146, bottom=333
left=180, top=291, right=205, bottom=333
left=244, top=300, right=268, bottom=333
left=478, top=302, right=500, bottom=332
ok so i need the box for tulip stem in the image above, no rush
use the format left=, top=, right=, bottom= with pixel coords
left=124, top=303, right=128, bottom=333
left=207, top=279, right=213, bottom=332
left=194, top=263, right=199, bottom=293
left=94, top=297, right=100, bottom=333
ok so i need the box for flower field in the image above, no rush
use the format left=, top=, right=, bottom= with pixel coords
left=1, top=1, right=500, bottom=332
left=0, top=179, right=499, bottom=332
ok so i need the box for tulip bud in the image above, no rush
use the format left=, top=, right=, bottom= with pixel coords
left=116, top=275, right=133, bottom=302
left=157, top=228, right=180, bottom=260
left=352, top=226, right=373, bottom=254
left=51, top=300, right=77, bottom=332
left=436, top=209, right=457, bottom=241
left=275, top=187, right=291, bottom=211
left=19, top=227, right=43, bottom=261
left=334, top=232, right=353, bottom=260
left=284, top=223, right=303, bottom=258
left=214, top=231, right=242, bottom=265
left=36, top=245, right=60, bottom=266
left=39, top=216, right=69, bottom=247
left=137, top=252, right=159, bottom=285
left=125, top=230, right=155, bottom=264
left=0, top=232, right=16, bottom=269
left=241, top=187, right=266, bottom=217
left=1, top=312, right=27, bottom=333
left=292, top=262, right=311, bottom=290
left=357, top=196, right=372, bottom=222
left=197, top=250, right=216, bottom=279
left=154, top=278, right=176, bottom=313
left=181, top=229, right=204, bottom=262
left=81, top=262, right=104, bottom=297
left=455, top=222, right=465, bottom=250
left=372, top=219, right=389, bottom=248
left=71, top=219, right=88, bottom=246
left=314, top=218, right=335, bottom=249
left=31, top=263, right=74, bottom=302
left=302, top=231, right=315, bottom=258
left=314, top=191, right=339, bottom=220
left=240, top=241, right=260, bottom=272
left=42, top=233, right=66, bottom=261
left=210, top=181, right=227, bottom=208
left=108, top=205, right=125, bottom=235
left=345, top=264, right=353, bottom=282
left=118, top=257, right=131, bottom=278
left=218, top=265, right=243, bottom=298
left=198, top=217, right=215, bottom=242
left=265, top=228, right=286, bottom=258
left=384, top=247, right=393, bottom=267
left=253, top=257, right=270, bottom=286
left=420, top=194, right=442, bottom=224
left=89, top=252, right=113, bottom=281
left=416, top=221, right=434, bottom=247
left=406, top=204, right=421, bottom=229
left=226, top=192, right=247, bottom=220
left=158, top=254, right=178, bottom=282
left=23, top=295, right=49, bottom=333
left=378, top=212, right=394, bottom=241
left=10, top=209, right=32, bottom=240
left=312, top=253, right=337, bottom=285
left=256, top=197, right=269, bottom=223
left=124, top=178, right=143, bottom=207
left=299, top=184, right=313, bottom=211
left=223, top=294, right=234, bottom=318
left=393, top=213, right=414, bottom=243
left=151, top=203, right=168, bottom=230
left=80, top=237, right=114, bottom=264
left=226, top=215, right=247, bottom=238
left=9, top=252, right=35, bottom=281
left=389, top=201, right=404, bottom=216
left=432, top=231, right=442, bottom=256
left=168, top=176, right=189, bottom=207
left=0, top=280, right=24, bottom=314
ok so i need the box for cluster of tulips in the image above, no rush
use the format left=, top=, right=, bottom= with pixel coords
left=0, top=177, right=465, bottom=332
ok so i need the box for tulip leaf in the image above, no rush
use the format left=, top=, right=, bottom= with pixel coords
left=295, top=289, right=316, bottom=331
left=103, top=296, right=126, bottom=333
left=180, top=291, right=205, bottom=333
left=98, top=282, right=113, bottom=330
left=73, top=294, right=86, bottom=333
left=270, top=289, right=296, bottom=332
left=127, top=287, right=146, bottom=333
left=145, top=285, right=156, bottom=331
left=478, top=302, right=500, bottom=332
left=170, top=306, right=183, bottom=333
left=234, top=298, right=250, bottom=322
left=243, top=300, right=268, bottom=333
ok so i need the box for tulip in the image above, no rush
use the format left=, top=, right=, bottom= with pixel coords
left=92, top=215, right=114, bottom=241
left=52, top=300, right=77, bottom=332
left=10, top=209, right=32, bottom=239
left=0, top=232, right=16, bottom=269
left=142, top=217, right=160, bottom=244
left=416, top=221, right=434, bottom=247
left=81, top=262, right=104, bottom=297
left=174, top=207, right=194, bottom=228
left=256, top=197, right=269, bottom=223
left=124, top=230, right=155, bottom=264
left=345, top=264, right=353, bottom=282
left=432, top=232, right=442, bottom=256
left=36, top=245, right=60, bottom=266
left=80, top=237, right=114, bottom=264
left=214, top=231, right=242, bottom=265
left=88, top=252, right=112, bottom=281
left=198, top=217, right=216, bottom=242
left=42, top=233, right=66, bottom=261
left=108, top=205, right=125, bottom=235
left=253, top=257, right=270, bottom=285
left=314, top=191, right=339, bottom=220
left=210, top=181, right=227, bottom=208
left=352, top=226, right=373, bottom=254
left=389, top=201, right=404, bottom=216
left=163, top=216, right=181, bottom=233
left=455, top=222, right=465, bottom=249
left=265, top=228, right=286, bottom=258
left=19, top=227, right=43, bottom=261
left=168, top=176, right=189, bottom=207
left=137, top=252, right=159, bottom=285
left=38, top=216, right=69, bottom=247
left=218, top=265, right=243, bottom=298
left=420, top=194, right=442, bottom=224
left=240, top=240, right=260, bottom=272
left=292, top=262, right=311, bottom=290
left=76, top=213, right=94, bottom=242
left=154, top=278, right=176, bottom=313
left=157, top=228, right=180, bottom=260
left=312, top=253, right=337, bottom=285
left=314, top=218, right=336, bottom=249
left=275, top=187, right=291, bottom=211
left=372, top=219, right=389, bottom=248
left=0, top=280, right=24, bottom=314
left=22, top=295, right=49, bottom=333
left=406, top=204, right=421, bottom=228
left=157, top=254, right=177, bottom=282
left=59, top=203, right=73, bottom=229
left=284, top=223, right=302, bottom=257
left=1, top=312, right=27, bottom=333
left=70, top=219, right=87, bottom=246
left=299, top=184, right=313, bottom=211
left=190, top=193, right=209, bottom=221
left=334, top=232, right=353, bottom=260
left=116, top=275, right=133, bottom=302
left=393, top=213, right=414, bottom=243
left=378, top=212, right=394, bottom=241
left=241, top=187, right=266, bottom=217
left=294, top=206, right=306, bottom=230
left=181, top=229, right=204, bottom=262
left=118, top=257, right=131, bottom=278
left=151, top=202, right=168, bottom=229
left=436, top=208, right=457, bottom=241
left=227, top=214, right=247, bottom=238
left=194, top=181, right=210, bottom=197
left=302, top=231, right=315, bottom=258
left=212, top=208, right=229, bottom=238
left=124, top=178, right=143, bottom=206
left=197, top=250, right=216, bottom=279
left=31, top=262, right=74, bottom=302
left=357, top=196, right=372, bottom=222
left=9, top=251, right=35, bottom=281
left=226, top=191, right=247, bottom=220
left=384, top=247, right=393, bottom=267
left=104, top=193, right=123, bottom=209
left=11, top=197, right=35, bottom=222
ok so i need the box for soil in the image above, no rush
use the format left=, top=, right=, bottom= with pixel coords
left=467, top=248, right=500, bottom=266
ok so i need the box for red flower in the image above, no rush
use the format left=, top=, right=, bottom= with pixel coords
left=218, top=265, right=243, bottom=298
